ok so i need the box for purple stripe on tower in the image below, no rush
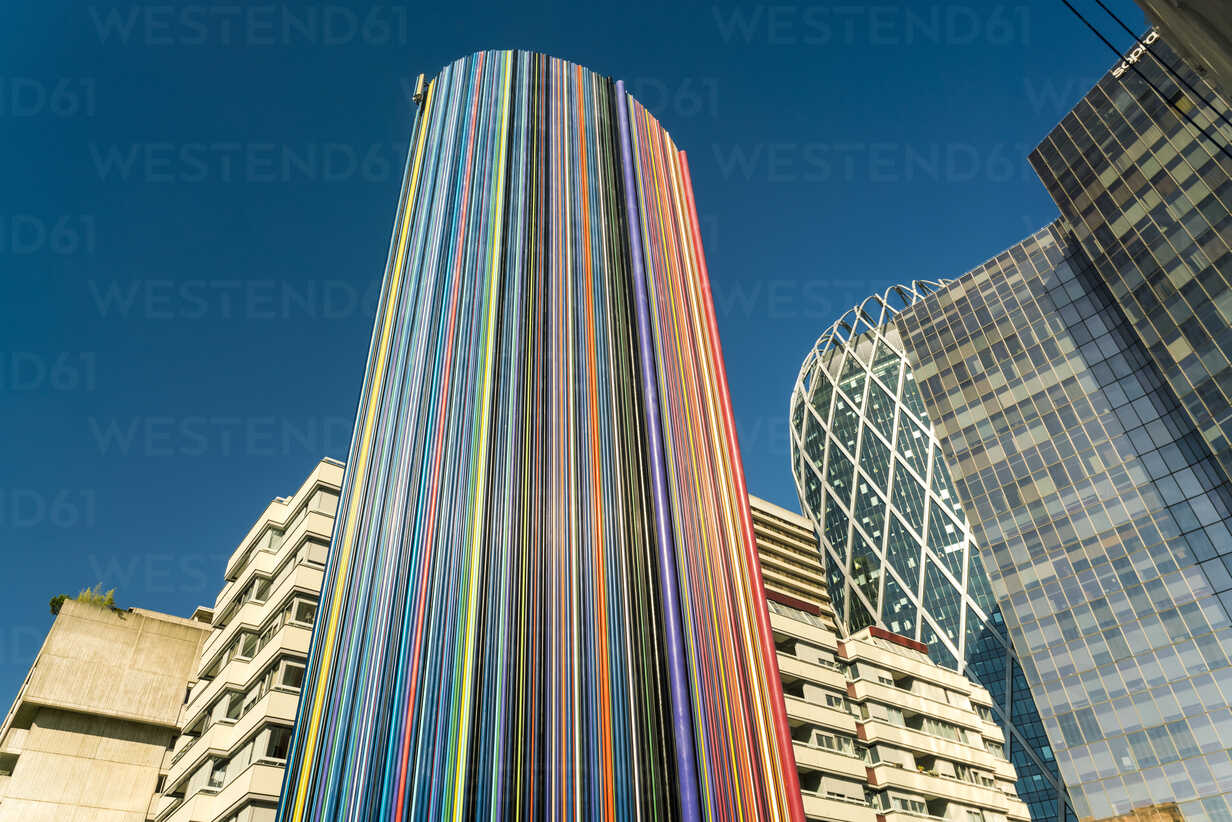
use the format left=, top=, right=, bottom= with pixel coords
left=613, top=78, right=701, bottom=822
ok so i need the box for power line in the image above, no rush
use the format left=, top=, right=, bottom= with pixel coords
left=1089, top=0, right=1232, bottom=134
left=1057, top=0, right=1232, bottom=162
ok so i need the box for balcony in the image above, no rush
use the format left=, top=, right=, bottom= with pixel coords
left=185, top=623, right=311, bottom=727
left=849, top=679, right=986, bottom=736
left=770, top=611, right=839, bottom=649
left=880, top=808, right=949, bottom=822
left=793, top=741, right=867, bottom=781
left=784, top=696, right=857, bottom=735
left=777, top=652, right=847, bottom=691
left=800, top=792, right=877, bottom=822
left=859, top=720, right=1002, bottom=772
left=869, top=762, right=1015, bottom=813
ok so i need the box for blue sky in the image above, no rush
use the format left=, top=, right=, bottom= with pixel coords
left=1, top=0, right=1146, bottom=707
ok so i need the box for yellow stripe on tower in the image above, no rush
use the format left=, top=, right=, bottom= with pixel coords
left=289, top=78, right=437, bottom=822
left=451, top=52, right=513, bottom=822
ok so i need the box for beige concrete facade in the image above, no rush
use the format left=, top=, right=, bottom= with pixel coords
left=0, top=600, right=211, bottom=822
left=750, top=496, right=1028, bottom=822
left=151, top=458, right=341, bottom=822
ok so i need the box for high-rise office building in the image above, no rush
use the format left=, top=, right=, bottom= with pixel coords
left=1030, top=38, right=1232, bottom=493
left=277, top=50, right=804, bottom=822
left=896, top=222, right=1232, bottom=822
left=787, top=284, right=1069, bottom=822
left=1131, top=2, right=1232, bottom=99
left=792, top=28, right=1232, bottom=822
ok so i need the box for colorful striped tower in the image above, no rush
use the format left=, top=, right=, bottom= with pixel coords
left=276, top=50, right=804, bottom=822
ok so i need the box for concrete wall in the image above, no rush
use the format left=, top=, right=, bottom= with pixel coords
left=0, top=708, right=172, bottom=822
left=17, top=601, right=208, bottom=728
left=0, top=601, right=209, bottom=821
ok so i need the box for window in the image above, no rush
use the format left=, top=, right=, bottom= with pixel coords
left=918, top=716, right=964, bottom=742
left=893, top=796, right=926, bottom=814
left=281, top=662, right=305, bottom=689
left=239, top=632, right=259, bottom=659
left=225, top=692, right=243, bottom=720
left=266, top=726, right=292, bottom=760
left=208, top=760, right=227, bottom=789
left=816, top=731, right=856, bottom=756
left=294, top=600, right=318, bottom=625
left=824, top=692, right=846, bottom=711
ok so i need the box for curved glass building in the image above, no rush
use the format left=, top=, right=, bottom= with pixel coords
left=788, top=282, right=1070, bottom=822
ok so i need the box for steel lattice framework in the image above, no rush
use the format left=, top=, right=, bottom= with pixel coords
left=788, top=281, right=1068, bottom=821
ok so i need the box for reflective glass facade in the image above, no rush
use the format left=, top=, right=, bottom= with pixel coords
left=1030, top=39, right=1232, bottom=493
left=895, top=224, right=1232, bottom=822
left=788, top=283, right=1070, bottom=822
left=788, top=29, right=1232, bottom=822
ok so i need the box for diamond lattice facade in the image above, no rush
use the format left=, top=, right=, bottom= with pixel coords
left=788, top=283, right=1070, bottom=822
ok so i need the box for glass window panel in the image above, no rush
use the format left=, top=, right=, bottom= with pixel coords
left=810, top=369, right=834, bottom=421
left=871, top=342, right=901, bottom=391
left=839, top=352, right=867, bottom=407
left=965, top=607, right=1009, bottom=708
left=858, top=425, right=892, bottom=488
left=866, top=382, right=896, bottom=442
left=849, top=594, right=876, bottom=632
left=966, top=551, right=1001, bottom=618
left=823, top=490, right=850, bottom=559
left=883, top=573, right=917, bottom=637
left=901, top=369, right=930, bottom=421
left=831, top=394, right=860, bottom=456
left=922, top=620, right=957, bottom=669
left=927, top=504, right=966, bottom=578
left=891, top=461, right=927, bottom=533
left=826, top=550, right=848, bottom=630
left=923, top=559, right=963, bottom=645
left=931, top=451, right=963, bottom=516
left=853, top=479, right=888, bottom=545
left=885, top=515, right=922, bottom=592
left=896, top=414, right=931, bottom=477
left=826, top=445, right=856, bottom=506
left=851, top=534, right=882, bottom=612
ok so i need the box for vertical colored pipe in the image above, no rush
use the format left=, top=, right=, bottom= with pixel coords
left=679, top=152, right=808, bottom=822
left=614, top=79, right=702, bottom=822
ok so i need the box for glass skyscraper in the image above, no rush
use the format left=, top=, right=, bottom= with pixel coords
left=895, top=223, right=1232, bottom=822
left=788, top=283, right=1070, bottom=822
left=1030, top=39, right=1232, bottom=502
left=792, top=32, right=1232, bottom=822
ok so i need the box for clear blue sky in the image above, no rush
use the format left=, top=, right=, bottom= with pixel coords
left=1, top=0, right=1146, bottom=708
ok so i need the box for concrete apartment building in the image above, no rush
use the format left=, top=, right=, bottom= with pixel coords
left=0, top=600, right=210, bottom=822
left=150, top=458, right=340, bottom=822
left=752, top=495, right=1030, bottom=822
